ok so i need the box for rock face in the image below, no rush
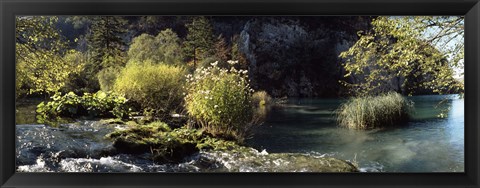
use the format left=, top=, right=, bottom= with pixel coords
left=238, top=17, right=372, bottom=97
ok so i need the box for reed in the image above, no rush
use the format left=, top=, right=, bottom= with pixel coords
left=337, top=92, right=413, bottom=130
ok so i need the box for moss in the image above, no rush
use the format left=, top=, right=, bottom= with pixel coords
left=197, top=136, right=243, bottom=151
left=106, top=122, right=244, bottom=163
left=107, top=121, right=358, bottom=172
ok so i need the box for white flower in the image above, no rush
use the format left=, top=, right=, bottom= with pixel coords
left=211, top=61, right=219, bottom=66
left=227, top=60, right=238, bottom=65
left=214, top=105, right=218, bottom=108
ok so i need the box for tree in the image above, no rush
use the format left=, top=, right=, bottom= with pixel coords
left=16, top=16, right=81, bottom=97
left=79, top=16, right=128, bottom=92
left=87, top=16, right=128, bottom=70
left=183, top=16, right=216, bottom=69
left=213, top=34, right=231, bottom=64
left=128, top=29, right=184, bottom=65
left=339, top=16, right=462, bottom=96
left=405, top=16, right=464, bottom=70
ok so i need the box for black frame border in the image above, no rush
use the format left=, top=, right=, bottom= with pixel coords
left=1, top=0, right=479, bottom=188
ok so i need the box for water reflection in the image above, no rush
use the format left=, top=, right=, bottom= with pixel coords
left=247, top=95, right=464, bottom=172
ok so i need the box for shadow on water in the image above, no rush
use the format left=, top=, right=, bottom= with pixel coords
left=16, top=99, right=43, bottom=125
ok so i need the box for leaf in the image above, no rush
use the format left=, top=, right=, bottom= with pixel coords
left=97, top=91, right=107, bottom=99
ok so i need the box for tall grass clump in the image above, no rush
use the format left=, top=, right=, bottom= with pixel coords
left=113, top=61, right=186, bottom=120
left=184, top=60, right=255, bottom=143
left=337, top=92, right=413, bottom=130
left=252, top=90, right=272, bottom=107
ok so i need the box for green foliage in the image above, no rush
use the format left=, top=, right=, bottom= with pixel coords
left=61, top=52, right=99, bottom=94
left=17, top=49, right=83, bottom=96
left=401, top=16, right=464, bottom=71
left=113, top=62, right=186, bottom=119
left=16, top=16, right=82, bottom=97
left=213, top=35, right=231, bottom=64
left=97, top=66, right=121, bottom=92
left=16, top=16, right=64, bottom=59
left=36, top=91, right=130, bottom=124
left=87, top=16, right=128, bottom=69
left=16, top=61, right=29, bottom=99
left=65, top=16, right=92, bottom=30
left=184, top=60, right=255, bottom=143
left=337, top=92, right=413, bottom=130
left=339, top=16, right=462, bottom=96
left=183, top=17, right=216, bottom=68
left=128, top=29, right=184, bottom=65
left=230, top=35, right=249, bottom=71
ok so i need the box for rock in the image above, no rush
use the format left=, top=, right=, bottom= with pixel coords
left=238, top=17, right=372, bottom=97
left=268, top=153, right=358, bottom=172
left=198, top=148, right=358, bottom=172
left=107, top=123, right=200, bottom=163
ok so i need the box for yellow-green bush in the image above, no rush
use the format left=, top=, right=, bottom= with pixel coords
left=184, top=61, right=255, bottom=143
left=252, top=90, right=272, bottom=107
left=113, top=62, right=186, bottom=119
left=337, top=92, right=413, bottom=130
left=127, top=29, right=184, bottom=66
left=97, top=66, right=121, bottom=92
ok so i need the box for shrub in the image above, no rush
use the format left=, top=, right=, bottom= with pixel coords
left=184, top=60, right=256, bottom=143
left=113, top=62, right=186, bottom=120
left=336, top=92, right=413, bottom=130
left=252, top=91, right=272, bottom=107
left=97, top=66, right=121, bottom=92
left=36, top=91, right=130, bottom=124
left=61, top=52, right=99, bottom=94
left=17, top=50, right=84, bottom=97
left=127, top=29, right=184, bottom=65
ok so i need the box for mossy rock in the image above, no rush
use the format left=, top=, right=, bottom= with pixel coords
left=198, top=149, right=358, bottom=172
left=107, top=121, right=200, bottom=162
left=151, top=141, right=198, bottom=163
left=268, top=153, right=358, bottom=172
left=107, top=121, right=357, bottom=172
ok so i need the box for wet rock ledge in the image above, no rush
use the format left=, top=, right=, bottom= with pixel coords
left=196, top=148, right=359, bottom=172
left=106, top=121, right=358, bottom=172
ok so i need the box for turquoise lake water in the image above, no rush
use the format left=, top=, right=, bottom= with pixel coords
left=246, top=95, right=464, bottom=172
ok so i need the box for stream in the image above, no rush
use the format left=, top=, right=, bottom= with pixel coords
left=16, top=95, right=464, bottom=172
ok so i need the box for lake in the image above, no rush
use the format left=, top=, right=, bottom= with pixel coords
left=15, top=95, right=464, bottom=172
left=246, top=95, right=464, bottom=172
